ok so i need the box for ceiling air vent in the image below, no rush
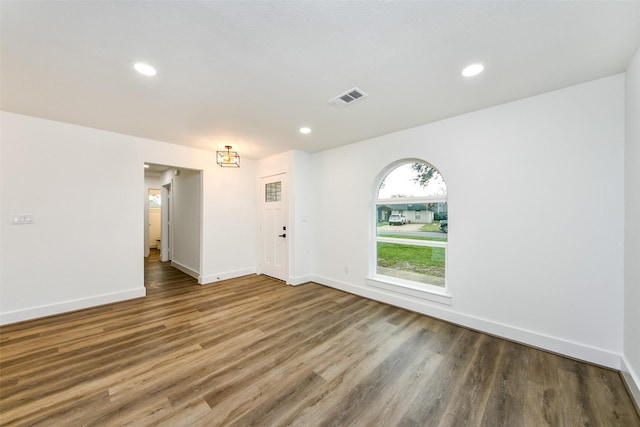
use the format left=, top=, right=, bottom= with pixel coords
left=328, top=87, right=368, bottom=108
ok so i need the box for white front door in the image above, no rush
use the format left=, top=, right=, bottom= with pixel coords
left=260, top=174, right=288, bottom=281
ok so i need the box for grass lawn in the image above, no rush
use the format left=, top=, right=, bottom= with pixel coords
left=377, top=242, right=445, bottom=278
left=419, top=222, right=445, bottom=232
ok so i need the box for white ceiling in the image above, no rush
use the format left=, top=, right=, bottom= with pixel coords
left=2, top=1, right=640, bottom=160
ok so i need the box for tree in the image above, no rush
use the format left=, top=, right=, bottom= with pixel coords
left=410, top=162, right=438, bottom=187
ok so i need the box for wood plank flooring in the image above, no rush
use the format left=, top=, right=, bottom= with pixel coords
left=1, top=250, right=638, bottom=426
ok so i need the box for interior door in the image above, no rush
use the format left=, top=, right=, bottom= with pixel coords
left=260, top=174, right=288, bottom=281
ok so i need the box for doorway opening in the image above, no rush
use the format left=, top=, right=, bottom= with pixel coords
left=148, top=188, right=162, bottom=257
left=144, top=163, right=202, bottom=287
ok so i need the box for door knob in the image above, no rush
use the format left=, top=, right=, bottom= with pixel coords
left=278, top=233, right=286, bottom=238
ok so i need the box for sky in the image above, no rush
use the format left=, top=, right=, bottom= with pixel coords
left=378, top=163, right=447, bottom=199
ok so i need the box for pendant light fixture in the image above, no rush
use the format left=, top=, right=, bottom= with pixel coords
left=216, top=145, right=240, bottom=168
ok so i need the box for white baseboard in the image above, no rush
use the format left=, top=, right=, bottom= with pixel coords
left=311, top=275, right=622, bottom=369
left=171, top=260, right=200, bottom=280
left=287, top=275, right=314, bottom=286
left=621, top=356, right=640, bottom=412
left=0, top=288, right=146, bottom=326
left=199, top=267, right=257, bottom=284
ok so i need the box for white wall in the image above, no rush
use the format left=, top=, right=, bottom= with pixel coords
left=0, top=111, right=258, bottom=324
left=171, top=169, right=202, bottom=277
left=198, top=162, right=258, bottom=284
left=290, top=150, right=315, bottom=283
left=623, top=46, right=640, bottom=407
left=310, top=75, right=626, bottom=368
left=0, top=112, right=145, bottom=323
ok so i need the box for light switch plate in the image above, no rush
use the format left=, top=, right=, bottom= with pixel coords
left=11, top=214, right=34, bottom=225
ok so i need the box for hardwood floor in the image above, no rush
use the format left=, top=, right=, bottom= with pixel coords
left=1, top=250, right=638, bottom=426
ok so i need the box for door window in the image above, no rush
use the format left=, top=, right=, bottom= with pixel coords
left=265, top=181, right=282, bottom=202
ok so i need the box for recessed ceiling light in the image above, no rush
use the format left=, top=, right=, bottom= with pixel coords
left=462, top=63, right=484, bottom=77
left=300, top=127, right=311, bottom=134
left=134, top=62, right=157, bottom=76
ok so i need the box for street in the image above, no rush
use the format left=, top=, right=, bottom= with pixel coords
left=377, top=223, right=447, bottom=239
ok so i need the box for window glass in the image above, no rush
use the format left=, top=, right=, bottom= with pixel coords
left=377, top=242, right=445, bottom=287
left=374, top=162, right=448, bottom=288
left=378, top=163, right=446, bottom=198
left=149, top=190, right=161, bottom=208
left=265, top=181, right=282, bottom=202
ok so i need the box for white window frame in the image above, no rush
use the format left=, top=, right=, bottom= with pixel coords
left=367, top=164, right=452, bottom=305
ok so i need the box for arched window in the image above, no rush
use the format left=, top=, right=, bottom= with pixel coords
left=373, top=161, right=448, bottom=290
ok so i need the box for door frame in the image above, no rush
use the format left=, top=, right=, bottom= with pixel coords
left=161, top=182, right=172, bottom=262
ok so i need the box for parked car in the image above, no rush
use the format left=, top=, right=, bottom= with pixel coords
left=439, top=220, right=448, bottom=233
left=388, top=214, right=407, bottom=225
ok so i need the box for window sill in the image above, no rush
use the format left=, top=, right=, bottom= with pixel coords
left=366, top=275, right=453, bottom=306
